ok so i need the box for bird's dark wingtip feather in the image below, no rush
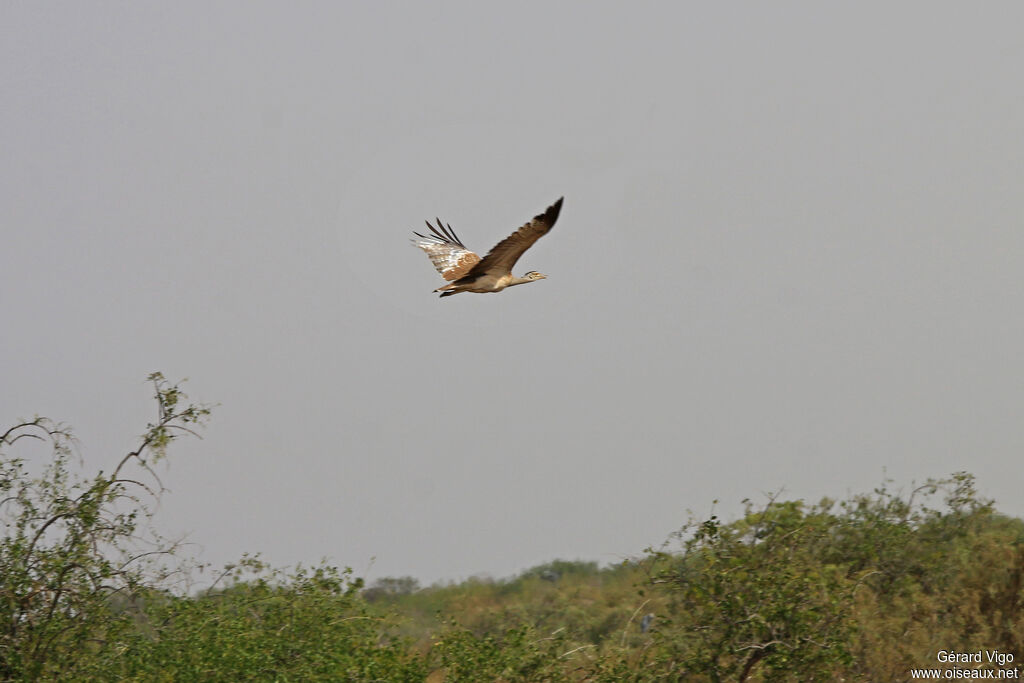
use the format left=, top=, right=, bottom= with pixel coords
left=445, top=222, right=466, bottom=248
left=538, top=197, right=563, bottom=226
left=419, top=218, right=467, bottom=248
left=424, top=220, right=451, bottom=244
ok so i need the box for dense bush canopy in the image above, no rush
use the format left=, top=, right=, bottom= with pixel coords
left=2, top=376, right=1021, bottom=680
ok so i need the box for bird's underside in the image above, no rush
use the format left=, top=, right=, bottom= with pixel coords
left=411, top=197, right=563, bottom=298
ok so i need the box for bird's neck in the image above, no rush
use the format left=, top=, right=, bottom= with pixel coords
left=506, top=276, right=535, bottom=287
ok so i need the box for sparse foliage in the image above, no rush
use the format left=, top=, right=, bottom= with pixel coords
left=0, top=373, right=210, bottom=679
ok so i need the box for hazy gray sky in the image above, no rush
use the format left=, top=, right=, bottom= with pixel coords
left=3, top=3, right=1023, bottom=585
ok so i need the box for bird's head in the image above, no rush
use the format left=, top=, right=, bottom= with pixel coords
left=523, top=271, right=547, bottom=281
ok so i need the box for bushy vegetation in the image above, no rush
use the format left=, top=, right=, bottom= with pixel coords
left=2, top=375, right=1022, bottom=680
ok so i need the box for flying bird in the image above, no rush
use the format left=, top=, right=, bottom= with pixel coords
left=412, top=197, right=563, bottom=298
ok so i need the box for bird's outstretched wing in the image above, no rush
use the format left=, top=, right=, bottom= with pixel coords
left=461, top=197, right=563, bottom=279
left=411, top=219, right=481, bottom=281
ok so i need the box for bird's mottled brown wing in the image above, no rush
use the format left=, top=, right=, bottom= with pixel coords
left=462, top=197, right=563, bottom=279
left=411, top=219, right=481, bottom=281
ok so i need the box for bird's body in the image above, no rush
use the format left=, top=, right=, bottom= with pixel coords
left=412, top=197, right=563, bottom=298
left=452, top=272, right=516, bottom=294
